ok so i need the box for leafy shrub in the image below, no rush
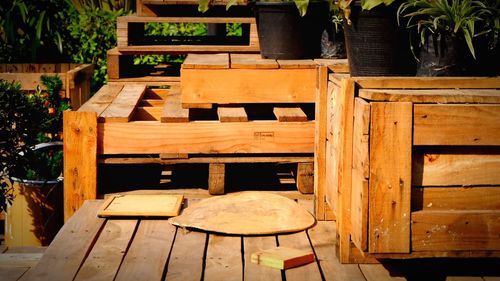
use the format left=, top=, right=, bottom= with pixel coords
left=68, top=7, right=129, bottom=92
left=0, top=0, right=75, bottom=62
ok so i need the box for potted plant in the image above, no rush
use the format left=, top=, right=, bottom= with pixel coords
left=398, top=0, right=498, bottom=76
left=337, top=0, right=417, bottom=76
left=198, top=0, right=331, bottom=59
left=1, top=75, right=69, bottom=247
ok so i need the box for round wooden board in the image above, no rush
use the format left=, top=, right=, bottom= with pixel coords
left=168, top=191, right=316, bottom=235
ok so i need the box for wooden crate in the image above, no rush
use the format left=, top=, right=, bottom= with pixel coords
left=319, top=74, right=500, bottom=263
left=0, top=63, right=93, bottom=109
left=64, top=85, right=316, bottom=220
left=116, top=16, right=259, bottom=54
left=137, top=0, right=248, bottom=16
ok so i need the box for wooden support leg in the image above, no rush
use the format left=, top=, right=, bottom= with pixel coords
left=208, top=163, right=225, bottom=195
left=63, top=111, right=97, bottom=221
left=314, top=66, right=328, bottom=220
left=296, top=162, right=314, bottom=194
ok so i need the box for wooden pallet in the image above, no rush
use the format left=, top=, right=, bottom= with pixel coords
left=116, top=16, right=259, bottom=54
left=320, top=74, right=500, bottom=263
left=137, top=0, right=248, bottom=16
left=0, top=63, right=93, bottom=109
left=64, top=84, right=316, bottom=219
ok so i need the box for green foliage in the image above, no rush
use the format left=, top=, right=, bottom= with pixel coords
left=398, top=0, right=493, bottom=59
left=0, top=0, right=75, bottom=62
left=199, top=0, right=334, bottom=17
left=0, top=80, right=45, bottom=212
left=70, top=0, right=134, bottom=12
left=68, top=7, right=129, bottom=92
left=337, top=0, right=396, bottom=24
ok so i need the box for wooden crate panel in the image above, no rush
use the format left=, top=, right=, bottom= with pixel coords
left=412, top=148, right=500, bottom=186
left=368, top=102, right=412, bottom=254
left=414, top=104, right=500, bottom=145
left=98, top=121, right=314, bottom=154
left=412, top=186, right=500, bottom=211
left=360, top=89, right=500, bottom=104
left=412, top=210, right=500, bottom=252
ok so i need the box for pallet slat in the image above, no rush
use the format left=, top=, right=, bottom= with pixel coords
left=273, top=107, right=308, bottom=122
left=161, top=91, right=189, bottom=123
left=204, top=235, right=242, bottom=281
left=231, top=54, right=278, bottom=69
left=217, top=107, right=248, bottom=122
left=99, top=85, right=147, bottom=122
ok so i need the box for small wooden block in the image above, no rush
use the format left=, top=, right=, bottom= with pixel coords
left=273, top=107, right=308, bottom=122
left=251, top=246, right=314, bottom=269
left=98, top=194, right=184, bottom=217
left=208, top=163, right=225, bottom=195
left=217, top=107, right=248, bottom=122
left=182, top=53, right=229, bottom=69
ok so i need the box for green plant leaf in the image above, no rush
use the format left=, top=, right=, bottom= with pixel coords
left=198, top=0, right=210, bottom=13
left=295, top=0, right=310, bottom=17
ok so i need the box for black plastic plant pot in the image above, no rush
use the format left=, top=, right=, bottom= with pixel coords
left=254, top=1, right=329, bottom=59
left=343, top=1, right=416, bottom=76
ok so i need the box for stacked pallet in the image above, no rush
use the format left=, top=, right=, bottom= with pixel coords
left=107, top=0, right=258, bottom=84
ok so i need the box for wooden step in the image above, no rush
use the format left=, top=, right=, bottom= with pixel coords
left=137, top=0, right=249, bottom=16
left=116, top=16, right=259, bottom=54
left=181, top=54, right=318, bottom=107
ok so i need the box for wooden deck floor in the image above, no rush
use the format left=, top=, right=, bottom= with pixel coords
left=2, top=194, right=500, bottom=281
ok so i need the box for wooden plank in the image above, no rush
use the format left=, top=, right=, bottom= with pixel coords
left=350, top=97, right=370, bottom=251
left=208, top=163, right=225, bottom=195
left=100, top=155, right=314, bottom=164
left=118, top=45, right=260, bottom=54
left=78, top=85, right=124, bottom=115
left=97, top=194, right=184, bottom=217
left=243, top=236, right=281, bottom=281
left=278, top=60, right=316, bottom=69
left=412, top=186, right=500, bottom=211
left=369, top=102, right=412, bottom=254
left=251, top=246, right=314, bottom=269
left=21, top=201, right=105, bottom=281
left=74, top=220, right=137, bottom=281
left=278, top=231, right=322, bottom=281
left=296, top=162, right=314, bottom=194
left=359, top=264, right=406, bottom=281
left=133, top=107, right=162, bottom=121
left=308, top=222, right=367, bottom=281
left=273, top=107, right=308, bottom=122
left=182, top=53, right=229, bottom=69
left=98, top=121, right=315, bottom=154
left=161, top=90, right=189, bottom=123
left=63, top=111, right=97, bottom=221
left=314, top=59, right=350, bottom=73
left=333, top=78, right=357, bottom=262
left=0, top=266, right=29, bottom=281
left=414, top=105, right=500, bottom=146
left=314, top=66, right=329, bottom=220
left=230, top=54, right=278, bottom=69
left=181, top=68, right=317, bottom=104
left=412, top=151, right=500, bottom=186
left=359, top=89, right=500, bottom=104
left=99, top=84, right=147, bottom=122
left=217, top=107, right=248, bottom=122
left=119, top=15, right=255, bottom=24
left=114, top=220, right=176, bottom=281
left=351, top=168, right=369, bottom=252
left=354, top=77, right=500, bottom=89
left=411, top=210, right=500, bottom=252
left=204, top=235, right=242, bottom=281
left=165, top=230, right=206, bottom=281
left=0, top=253, right=43, bottom=267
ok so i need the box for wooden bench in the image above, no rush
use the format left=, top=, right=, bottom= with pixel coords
left=318, top=75, right=500, bottom=263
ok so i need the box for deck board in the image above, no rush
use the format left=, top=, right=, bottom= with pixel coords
left=115, top=220, right=176, bottom=281
left=204, top=235, right=242, bottom=281
left=74, top=220, right=137, bottom=281
left=308, top=222, right=366, bottom=281
left=20, top=200, right=105, bottom=281
left=165, top=230, right=206, bottom=281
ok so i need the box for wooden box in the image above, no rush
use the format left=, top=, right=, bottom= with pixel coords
left=319, top=75, right=500, bottom=262
left=0, top=63, right=93, bottom=109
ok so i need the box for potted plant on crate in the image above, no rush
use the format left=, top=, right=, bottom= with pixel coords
left=199, top=0, right=331, bottom=59
left=1, top=75, right=69, bottom=247
left=337, top=0, right=417, bottom=76
left=398, top=0, right=499, bottom=76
